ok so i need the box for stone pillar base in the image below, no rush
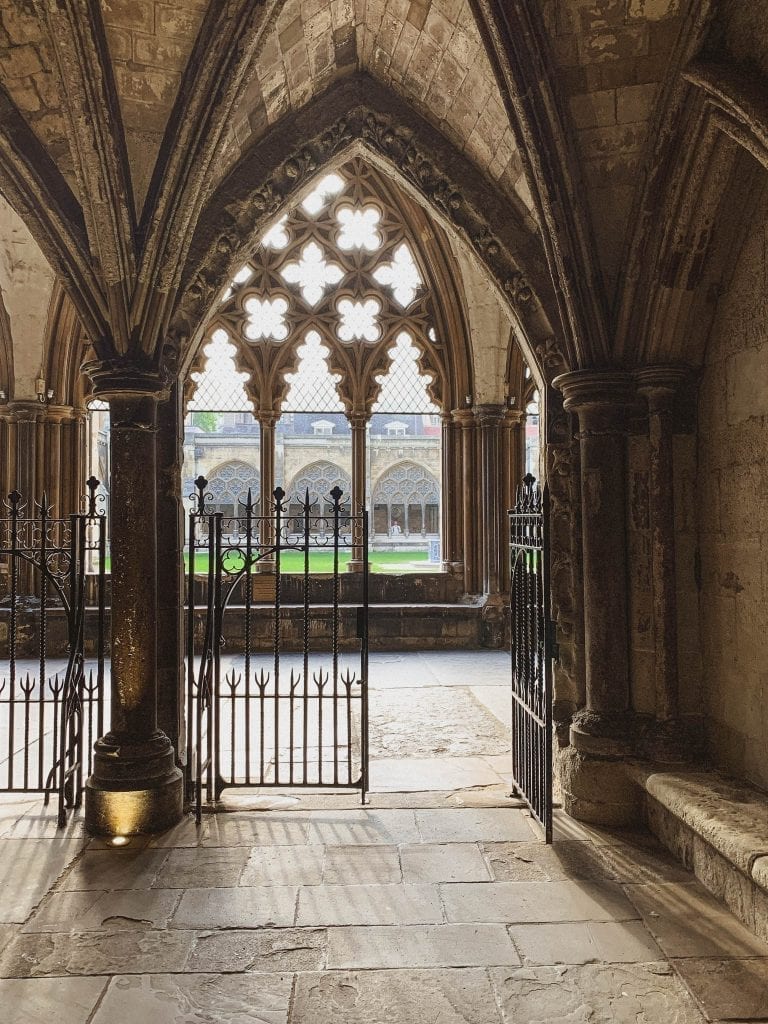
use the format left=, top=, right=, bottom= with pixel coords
left=346, top=560, right=367, bottom=573
left=84, top=731, right=184, bottom=836
left=560, top=746, right=639, bottom=828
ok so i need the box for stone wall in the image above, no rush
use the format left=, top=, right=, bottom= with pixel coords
left=696, top=202, right=768, bottom=790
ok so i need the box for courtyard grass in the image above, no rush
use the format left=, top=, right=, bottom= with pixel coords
left=103, top=550, right=436, bottom=575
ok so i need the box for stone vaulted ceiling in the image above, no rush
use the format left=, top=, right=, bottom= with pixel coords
left=0, top=0, right=767, bottom=379
left=216, top=0, right=534, bottom=222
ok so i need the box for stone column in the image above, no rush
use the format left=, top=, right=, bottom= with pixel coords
left=554, top=369, right=637, bottom=825
left=258, top=412, right=277, bottom=570
left=500, top=408, right=525, bottom=592
left=637, top=367, right=687, bottom=755
left=348, top=411, right=368, bottom=572
left=84, top=365, right=183, bottom=836
left=7, top=402, right=43, bottom=597
left=155, top=384, right=185, bottom=757
left=476, top=404, right=506, bottom=597
left=454, top=408, right=479, bottom=594
left=440, top=413, right=456, bottom=572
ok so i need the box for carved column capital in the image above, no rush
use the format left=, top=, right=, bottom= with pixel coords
left=554, top=369, right=635, bottom=434
left=451, top=407, right=475, bottom=428
left=257, top=410, right=280, bottom=429
left=5, top=400, right=44, bottom=423
left=635, top=366, right=689, bottom=412
left=84, top=359, right=167, bottom=401
left=474, top=402, right=505, bottom=428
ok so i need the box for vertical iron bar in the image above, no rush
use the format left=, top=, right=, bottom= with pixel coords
left=273, top=489, right=283, bottom=786
left=361, top=506, right=369, bottom=803
left=213, top=513, right=222, bottom=799
left=8, top=494, right=18, bottom=790
left=302, top=490, right=310, bottom=785
left=332, top=490, right=340, bottom=786
left=186, top=511, right=196, bottom=806
left=244, top=493, right=252, bottom=785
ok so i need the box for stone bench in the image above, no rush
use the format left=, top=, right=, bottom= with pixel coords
left=629, top=765, right=768, bottom=942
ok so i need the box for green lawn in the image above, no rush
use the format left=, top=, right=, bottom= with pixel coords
left=104, top=550, right=436, bottom=575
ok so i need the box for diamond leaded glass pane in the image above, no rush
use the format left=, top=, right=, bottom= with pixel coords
left=282, top=331, right=345, bottom=412
left=188, top=329, right=253, bottom=412
left=372, top=332, right=438, bottom=413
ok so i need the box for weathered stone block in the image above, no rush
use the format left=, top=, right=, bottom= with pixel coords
left=616, top=81, right=657, bottom=123
left=569, top=88, right=616, bottom=128
left=101, top=0, right=154, bottom=33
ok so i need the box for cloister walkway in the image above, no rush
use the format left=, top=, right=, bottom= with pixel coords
left=0, top=652, right=766, bottom=1022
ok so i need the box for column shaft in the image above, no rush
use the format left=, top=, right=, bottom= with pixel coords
left=348, top=412, right=367, bottom=571
left=637, top=368, right=687, bottom=732
left=84, top=367, right=182, bottom=836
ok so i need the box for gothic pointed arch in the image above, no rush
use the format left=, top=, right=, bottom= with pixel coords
left=183, top=156, right=472, bottom=421
left=167, top=73, right=566, bottom=389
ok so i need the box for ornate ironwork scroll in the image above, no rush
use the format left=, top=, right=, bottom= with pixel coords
left=186, top=477, right=369, bottom=822
left=509, top=473, right=553, bottom=843
left=0, top=478, right=106, bottom=826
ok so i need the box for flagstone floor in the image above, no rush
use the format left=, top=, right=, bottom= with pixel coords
left=0, top=652, right=766, bottom=1023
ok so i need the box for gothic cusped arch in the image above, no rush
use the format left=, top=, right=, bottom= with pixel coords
left=168, top=73, right=567, bottom=391
left=287, top=461, right=352, bottom=506
left=206, top=459, right=260, bottom=513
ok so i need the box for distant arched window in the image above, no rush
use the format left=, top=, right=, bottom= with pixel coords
left=372, top=462, right=439, bottom=537
left=207, top=461, right=260, bottom=517
left=288, top=461, right=352, bottom=519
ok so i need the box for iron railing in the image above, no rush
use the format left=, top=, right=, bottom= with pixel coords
left=509, top=473, right=553, bottom=842
left=0, top=479, right=106, bottom=825
left=187, top=477, right=369, bottom=821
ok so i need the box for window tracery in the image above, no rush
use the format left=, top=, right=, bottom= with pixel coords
left=207, top=157, right=446, bottom=417
left=207, top=460, right=260, bottom=515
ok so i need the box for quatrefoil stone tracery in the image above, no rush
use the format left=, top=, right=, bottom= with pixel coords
left=281, top=242, right=344, bottom=306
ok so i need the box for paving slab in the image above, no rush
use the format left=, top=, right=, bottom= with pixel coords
left=490, top=962, right=707, bottom=1023
left=415, top=808, right=534, bottom=843
left=172, top=886, right=298, bottom=929
left=22, top=890, right=106, bottom=933
left=0, top=838, right=87, bottom=922
left=326, top=923, right=519, bottom=968
left=370, top=756, right=503, bottom=792
left=91, top=973, right=293, bottom=1024
left=152, top=846, right=250, bottom=888
left=296, top=882, right=442, bottom=926
left=371, top=687, right=510, bottom=759
left=400, top=842, right=490, bottom=882
left=482, top=840, right=612, bottom=881
left=509, top=920, right=663, bottom=965
left=322, top=844, right=401, bottom=884
left=202, top=813, right=309, bottom=847
left=442, top=880, right=639, bottom=924
left=76, top=888, right=181, bottom=931
left=61, top=849, right=170, bottom=891
left=186, top=928, right=326, bottom=973
left=672, top=957, right=768, bottom=1020
left=290, top=967, right=503, bottom=1023
left=306, top=809, right=420, bottom=845
left=241, top=845, right=325, bottom=886
left=626, top=881, right=768, bottom=958
left=0, top=928, right=195, bottom=977
left=0, top=976, right=107, bottom=1024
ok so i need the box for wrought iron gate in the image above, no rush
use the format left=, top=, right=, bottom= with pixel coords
left=0, top=479, right=106, bottom=825
left=509, top=474, right=554, bottom=842
left=186, top=478, right=369, bottom=820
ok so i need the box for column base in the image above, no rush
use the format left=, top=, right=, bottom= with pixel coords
left=346, top=560, right=368, bottom=573
left=559, top=745, right=640, bottom=828
left=84, top=730, right=184, bottom=836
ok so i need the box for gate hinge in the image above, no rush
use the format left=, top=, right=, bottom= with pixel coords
left=547, top=618, right=560, bottom=663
